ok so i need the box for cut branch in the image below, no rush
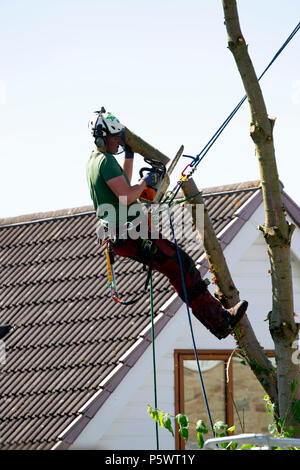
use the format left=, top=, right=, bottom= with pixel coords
left=124, top=127, right=170, bottom=165
left=182, top=178, right=278, bottom=406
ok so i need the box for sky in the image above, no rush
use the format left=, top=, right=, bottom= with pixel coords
left=0, top=0, right=299, bottom=218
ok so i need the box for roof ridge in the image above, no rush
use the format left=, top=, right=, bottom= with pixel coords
left=0, top=205, right=94, bottom=227
left=1, top=180, right=291, bottom=229
left=201, top=179, right=261, bottom=195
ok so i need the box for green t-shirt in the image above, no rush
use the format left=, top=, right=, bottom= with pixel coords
left=86, top=150, right=137, bottom=230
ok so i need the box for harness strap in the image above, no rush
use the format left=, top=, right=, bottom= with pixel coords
left=104, top=239, right=155, bottom=306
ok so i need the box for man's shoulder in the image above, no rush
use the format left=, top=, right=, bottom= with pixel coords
left=89, top=150, right=106, bottom=159
left=87, top=150, right=109, bottom=168
left=87, top=150, right=122, bottom=175
left=90, top=151, right=118, bottom=163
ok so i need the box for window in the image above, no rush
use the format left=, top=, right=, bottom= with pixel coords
left=174, top=350, right=275, bottom=450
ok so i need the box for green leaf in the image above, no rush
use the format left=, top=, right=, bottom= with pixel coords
left=285, top=425, right=300, bottom=437
left=228, top=425, right=235, bottom=433
left=196, top=419, right=208, bottom=434
left=277, top=418, right=283, bottom=430
left=197, top=432, right=204, bottom=449
left=176, top=413, right=188, bottom=428
left=268, top=423, right=276, bottom=434
left=250, top=360, right=258, bottom=371
left=213, top=420, right=228, bottom=433
left=159, top=412, right=164, bottom=428
left=291, top=379, right=298, bottom=395
left=179, top=426, right=189, bottom=441
left=292, top=399, right=300, bottom=424
left=227, top=441, right=238, bottom=450
left=240, top=444, right=255, bottom=450
left=264, top=398, right=275, bottom=417
left=162, top=414, right=174, bottom=436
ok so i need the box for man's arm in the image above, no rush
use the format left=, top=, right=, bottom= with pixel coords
left=107, top=175, right=146, bottom=206
left=122, top=142, right=134, bottom=182
left=122, top=158, right=133, bottom=183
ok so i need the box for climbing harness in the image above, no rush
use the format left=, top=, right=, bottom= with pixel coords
left=104, top=238, right=155, bottom=306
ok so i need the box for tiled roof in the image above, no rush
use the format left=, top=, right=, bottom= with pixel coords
left=0, top=180, right=297, bottom=450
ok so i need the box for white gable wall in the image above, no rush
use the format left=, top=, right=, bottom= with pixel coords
left=70, top=203, right=300, bottom=450
left=230, top=232, right=300, bottom=347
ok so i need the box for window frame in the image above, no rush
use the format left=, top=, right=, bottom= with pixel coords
left=174, top=349, right=275, bottom=450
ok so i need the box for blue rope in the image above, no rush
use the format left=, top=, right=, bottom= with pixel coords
left=150, top=271, right=160, bottom=450
left=150, top=22, right=299, bottom=443
left=192, top=22, right=300, bottom=169
left=168, top=206, right=215, bottom=437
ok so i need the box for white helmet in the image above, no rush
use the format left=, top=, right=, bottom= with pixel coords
left=89, top=107, right=123, bottom=140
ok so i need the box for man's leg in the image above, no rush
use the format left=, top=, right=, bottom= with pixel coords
left=112, top=237, right=247, bottom=339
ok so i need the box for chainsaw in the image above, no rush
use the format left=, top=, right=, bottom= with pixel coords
left=139, top=159, right=166, bottom=203
left=138, top=145, right=184, bottom=204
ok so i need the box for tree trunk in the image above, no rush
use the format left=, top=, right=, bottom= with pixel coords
left=222, top=0, right=300, bottom=429
left=182, top=178, right=278, bottom=407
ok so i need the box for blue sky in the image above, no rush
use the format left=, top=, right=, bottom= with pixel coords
left=0, top=0, right=299, bottom=218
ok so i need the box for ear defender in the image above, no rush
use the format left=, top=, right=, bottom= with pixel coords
left=94, top=122, right=104, bottom=138
left=95, top=136, right=105, bottom=150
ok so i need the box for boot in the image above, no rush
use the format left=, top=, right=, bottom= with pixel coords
left=189, top=288, right=248, bottom=340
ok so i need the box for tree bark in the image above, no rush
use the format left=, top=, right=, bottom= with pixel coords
left=124, top=127, right=170, bottom=165
left=182, top=178, right=278, bottom=406
left=222, top=0, right=300, bottom=428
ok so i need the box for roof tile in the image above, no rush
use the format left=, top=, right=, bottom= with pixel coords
left=1, top=180, right=281, bottom=449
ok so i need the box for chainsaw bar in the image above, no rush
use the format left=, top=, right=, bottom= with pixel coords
left=152, top=144, right=184, bottom=204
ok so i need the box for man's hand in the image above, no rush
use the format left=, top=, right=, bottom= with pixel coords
left=124, top=145, right=134, bottom=159
left=143, top=170, right=160, bottom=188
left=122, top=128, right=134, bottom=159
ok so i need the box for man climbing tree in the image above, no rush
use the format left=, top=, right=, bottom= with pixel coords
left=86, top=108, right=248, bottom=340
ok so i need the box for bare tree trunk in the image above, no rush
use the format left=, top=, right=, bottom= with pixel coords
left=222, top=0, right=300, bottom=428
left=182, top=178, right=278, bottom=407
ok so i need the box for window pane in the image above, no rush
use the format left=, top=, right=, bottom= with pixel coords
left=183, top=360, right=225, bottom=449
left=233, top=357, right=273, bottom=434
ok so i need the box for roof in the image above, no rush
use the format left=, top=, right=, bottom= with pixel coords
left=0, top=180, right=298, bottom=450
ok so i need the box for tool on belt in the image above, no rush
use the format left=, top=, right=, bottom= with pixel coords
left=104, top=240, right=153, bottom=306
